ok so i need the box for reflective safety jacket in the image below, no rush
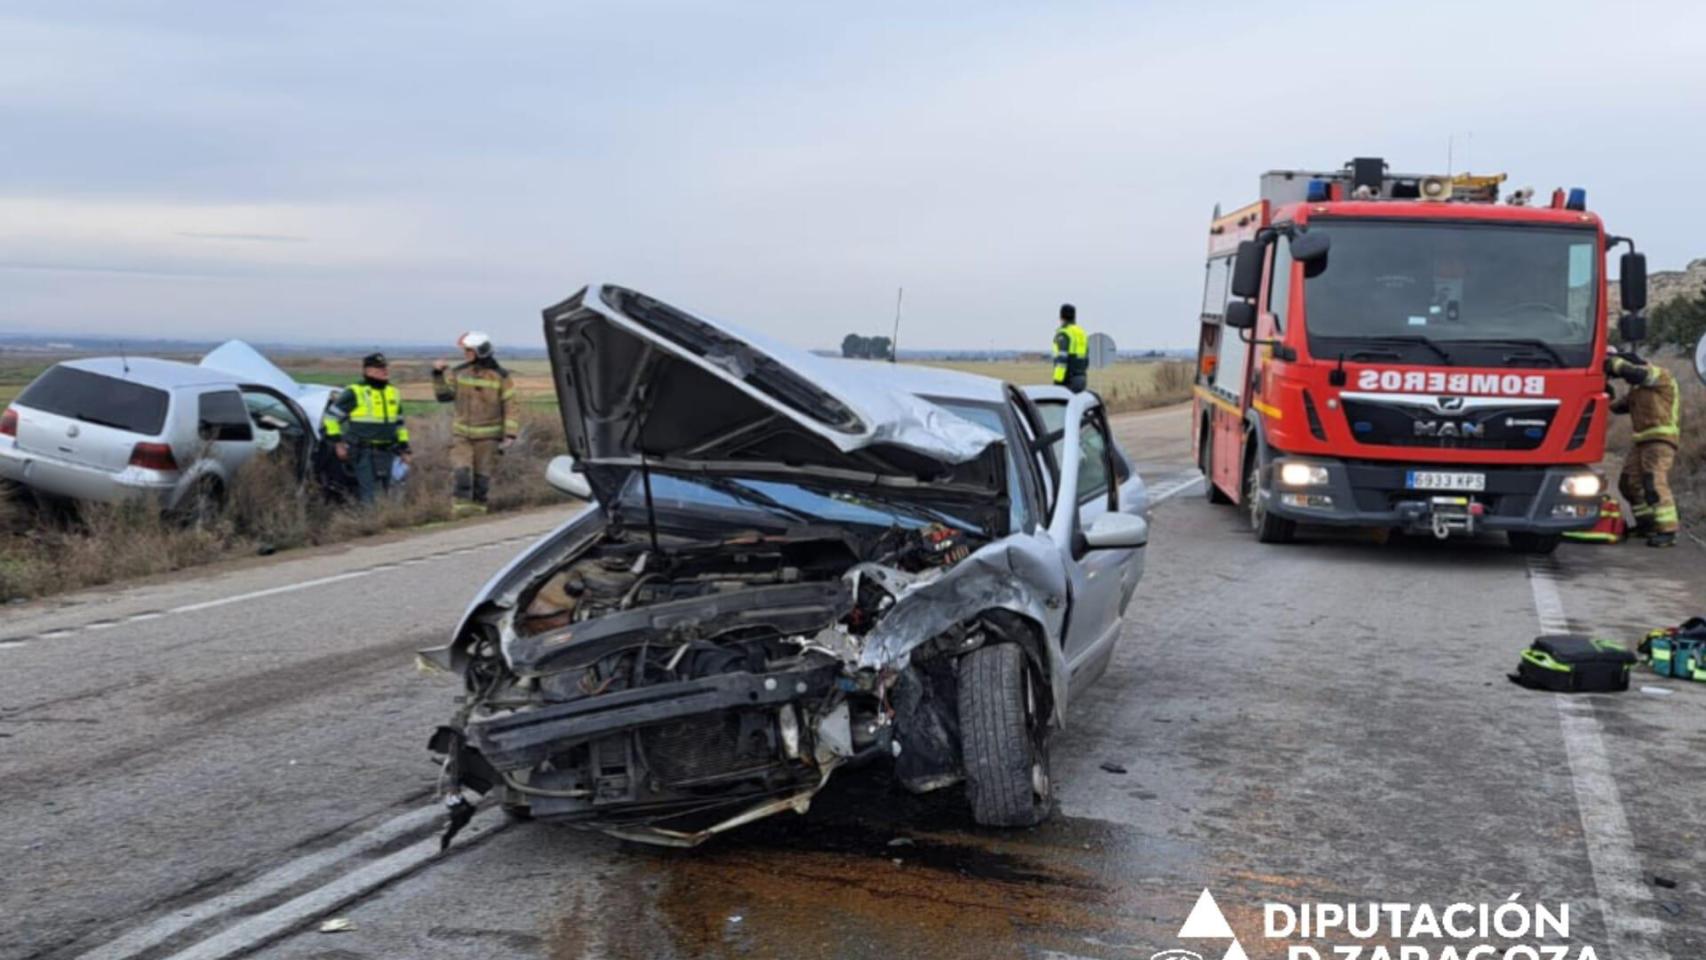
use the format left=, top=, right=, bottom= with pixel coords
left=433, top=359, right=518, bottom=441
left=1053, top=322, right=1089, bottom=385
left=324, top=382, right=410, bottom=448
left=1608, top=356, right=1680, bottom=445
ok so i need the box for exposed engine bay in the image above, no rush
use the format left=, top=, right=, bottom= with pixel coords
left=427, top=516, right=1044, bottom=847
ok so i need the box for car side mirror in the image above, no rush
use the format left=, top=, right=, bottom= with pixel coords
left=1620, top=252, right=1647, bottom=313
left=1290, top=230, right=1330, bottom=264
left=1083, top=511, right=1147, bottom=550
left=1224, top=300, right=1256, bottom=330
left=545, top=455, right=593, bottom=500
left=1618, top=312, right=1647, bottom=344
left=1230, top=240, right=1264, bottom=299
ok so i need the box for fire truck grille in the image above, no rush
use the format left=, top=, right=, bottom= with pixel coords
left=1341, top=399, right=1555, bottom=451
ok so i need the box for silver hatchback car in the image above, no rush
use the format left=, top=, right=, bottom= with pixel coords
left=0, top=342, right=332, bottom=516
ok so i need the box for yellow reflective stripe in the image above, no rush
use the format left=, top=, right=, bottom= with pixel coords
left=1252, top=399, right=1283, bottom=420
left=1562, top=532, right=1620, bottom=542
left=1193, top=385, right=1241, bottom=416
left=455, top=378, right=504, bottom=389
left=1633, top=425, right=1680, bottom=441
left=454, top=423, right=506, bottom=438
left=1654, top=506, right=1679, bottom=521
left=345, top=384, right=401, bottom=423
left=503, top=419, right=520, bottom=433
left=323, top=417, right=342, bottom=436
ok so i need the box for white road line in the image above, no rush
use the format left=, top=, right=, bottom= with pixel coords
left=75, top=805, right=444, bottom=960
left=0, top=640, right=24, bottom=650
left=1527, top=560, right=1671, bottom=957
left=157, top=818, right=509, bottom=960
left=127, top=612, right=163, bottom=622
left=1148, top=473, right=1205, bottom=504
left=168, top=569, right=377, bottom=615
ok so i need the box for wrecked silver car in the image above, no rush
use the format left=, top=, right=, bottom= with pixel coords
left=423, top=284, right=1150, bottom=846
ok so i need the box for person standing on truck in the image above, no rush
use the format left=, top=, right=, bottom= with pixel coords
left=323, top=353, right=411, bottom=505
left=1606, top=349, right=1681, bottom=547
left=432, top=331, right=519, bottom=517
left=1053, top=304, right=1089, bottom=393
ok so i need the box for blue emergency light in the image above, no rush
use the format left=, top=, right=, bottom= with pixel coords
left=1306, top=179, right=1331, bottom=202
left=1565, top=188, right=1586, bottom=211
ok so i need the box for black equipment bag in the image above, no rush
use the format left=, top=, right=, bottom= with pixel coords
left=1514, top=635, right=1635, bottom=693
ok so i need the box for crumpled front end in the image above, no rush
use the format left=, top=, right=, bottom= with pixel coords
left=426, top=520, right=1061, bottom=847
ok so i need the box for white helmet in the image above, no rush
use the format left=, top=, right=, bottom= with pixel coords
left=457, top=330, right=494, bottom=358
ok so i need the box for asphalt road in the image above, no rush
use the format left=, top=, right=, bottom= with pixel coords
left=6, top=403, right=1704, bottom=960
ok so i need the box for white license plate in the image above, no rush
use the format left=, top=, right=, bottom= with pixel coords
left=1407, top=470, right=1486, bottom=492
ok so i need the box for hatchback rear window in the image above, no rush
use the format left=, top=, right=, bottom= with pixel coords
left=15, top=366, right=170, bottom=436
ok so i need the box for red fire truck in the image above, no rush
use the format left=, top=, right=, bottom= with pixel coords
left=1192, top=157, right=1650, bottom=553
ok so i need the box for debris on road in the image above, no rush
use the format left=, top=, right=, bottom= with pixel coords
left=1099, top=761, right=1128, bottom=774
left=318, top=918, right=353, bottom=933
left=1652, top=874, right=1679, bottom=889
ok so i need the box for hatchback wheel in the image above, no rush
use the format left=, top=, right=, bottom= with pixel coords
left=180, top=477, right=226, bottom=529
left=958, top=643, right=1052, bottom=827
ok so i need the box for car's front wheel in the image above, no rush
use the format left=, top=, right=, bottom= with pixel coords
left=958, top=643, right=1051, bottom=827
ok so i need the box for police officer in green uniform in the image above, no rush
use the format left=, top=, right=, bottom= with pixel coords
left=1053, top=303, right=1089, bottom=393
left=323, top=353, right=412, bottom=504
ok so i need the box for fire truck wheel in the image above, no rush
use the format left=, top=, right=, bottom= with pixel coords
left=1245, top=454, right=1296, bottom=544
left=1202, top=427, right=1231, bottom=504
left=1507, top=531, right=1561, bottom=555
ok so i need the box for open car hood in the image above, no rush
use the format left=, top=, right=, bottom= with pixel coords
left=543, top=285, right=1005, bottom=502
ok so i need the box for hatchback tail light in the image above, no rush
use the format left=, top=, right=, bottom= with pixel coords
left=0, top=408, right=16, bottom=438
left=129, top=442, right=179, bottom=471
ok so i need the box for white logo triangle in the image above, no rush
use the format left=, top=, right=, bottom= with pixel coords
left=1178, top=888, right=1237, bottom=939
left=1220, top=939, right=1250, bottom=960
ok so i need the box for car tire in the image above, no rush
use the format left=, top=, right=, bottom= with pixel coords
left=958, top=642, right=1051, bottom=828
left=1245, top=453, right=1295, bottom=544
left=1202, top=426, right=1231, bottom=505
left=178, top=477, right=226, bottom=529
left=1507, top=531, right=1561, bottom=555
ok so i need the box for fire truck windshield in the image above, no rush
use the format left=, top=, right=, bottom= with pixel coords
left=1301, top=220, right=1598, bottom=368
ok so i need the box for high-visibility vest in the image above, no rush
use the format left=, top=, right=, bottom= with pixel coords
left=324, top=383, right=410, bottom=447
left=1053, top=323, right=1089, bottom=384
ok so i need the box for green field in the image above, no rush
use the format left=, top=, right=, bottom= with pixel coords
left=914, top=359, right=1193, bottom=413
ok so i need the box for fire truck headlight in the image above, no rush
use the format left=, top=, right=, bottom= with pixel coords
left=1279, top=462, right=1330, bottom=487
left=1559, top=473, right=1602, bottom=498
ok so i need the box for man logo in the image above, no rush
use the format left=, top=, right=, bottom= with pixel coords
left=1437, top=396, right=1465, bottom=411
left=1150, top=889, right=1248, bottom=960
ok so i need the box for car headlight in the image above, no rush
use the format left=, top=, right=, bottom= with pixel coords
left=1279, top=462, right=1330, bottom=487
left=1559, top=473, right=1602, bottom=498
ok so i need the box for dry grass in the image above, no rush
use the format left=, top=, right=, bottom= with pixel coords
left=0, top=407, right=569, bottom=603
left=913, top=359, right=1194, bottom=414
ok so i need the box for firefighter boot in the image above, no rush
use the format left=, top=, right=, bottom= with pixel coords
left=452, top=466, right=481, bottom=518
left=1648, top=531, right=1678, bottom=548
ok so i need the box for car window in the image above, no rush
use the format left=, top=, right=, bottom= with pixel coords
left=198, top=390, right=254, bottom=443
left=242, top=390, right=305, bottom=434
left=924, top=398, right=1030, bottom=534
left=1077, top=415, right=1111, bottom=503
left=15, top=366, right=169, bottom=435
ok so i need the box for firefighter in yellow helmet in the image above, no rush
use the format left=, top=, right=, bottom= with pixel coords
left=1053, top=303, right=1089, bottom=393
left=323, top=352, right=410, bottom=504
left=433, top=331, right=519, bottom=517
left=1605, top=349, right=1681, bottom=547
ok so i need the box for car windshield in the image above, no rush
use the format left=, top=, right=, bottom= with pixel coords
left=15, top=366, right=170, bottom=435
left=1302, top=220, right=1599, bottom=368
left=619, top=473, right=984, bottom=533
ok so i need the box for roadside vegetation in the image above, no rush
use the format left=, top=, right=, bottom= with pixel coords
left=0, top=408, right=569, bottom=602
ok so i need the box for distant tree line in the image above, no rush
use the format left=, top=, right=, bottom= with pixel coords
left=840, top=334, right=894, bottom=360
left=1648, top=285, right=1706, bottom=352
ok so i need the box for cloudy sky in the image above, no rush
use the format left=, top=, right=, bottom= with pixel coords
left=3, top=1, right=1703, bottom=352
